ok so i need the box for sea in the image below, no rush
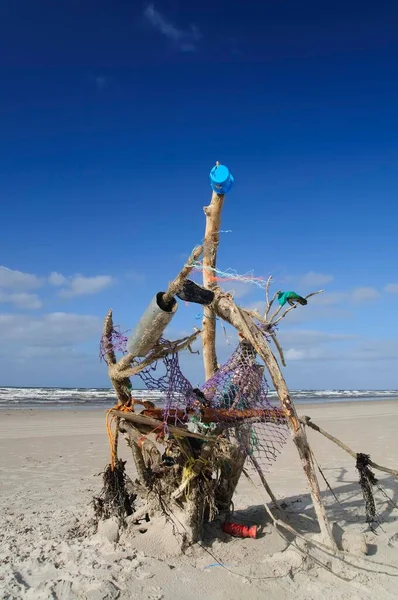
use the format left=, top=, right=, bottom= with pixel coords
left=0, top=387, right=397, bottom=410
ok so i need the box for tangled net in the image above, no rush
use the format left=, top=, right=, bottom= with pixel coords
left=99, top=326, right=129, bottom=361
left=100, top=327, right=288, bottom=475
left=201, top=340, right=288, bottom=472
left=136, top=340, right=198, bottom=417
left=129, top=337, right=288, bottom=474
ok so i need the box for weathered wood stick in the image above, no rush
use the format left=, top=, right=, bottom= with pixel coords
left=249, top=456, right=282, bottom=509
left=270, top=332, right=286, bottom=367
left=301, top=415, right=398, bottom=478
left=135, top=405, right=286, bottom=424
left=119, top=419, right=161, bottom=470
left=111, top=329, right=201, bottom=380
left=211, top=289, right=337, bottom=550
left=102, top=309, right=117, bottom=366
left=272, top=290, right=324, bottom=326
left=119, top=420, right=152, bottom=488
left=202, top=186, right=225, bottom=380
left=111, top=410, right=218, bottom=442
left=102, top=310, right=132, bottom=405
left=163, top=245, right=204, bottom=305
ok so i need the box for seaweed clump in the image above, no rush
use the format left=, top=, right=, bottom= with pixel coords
left=93, top=459, right=136, bottom=525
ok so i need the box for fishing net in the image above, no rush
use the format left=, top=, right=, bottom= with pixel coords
left=99, top=326, right=129, bottom=361
left=100, top=327, right=288, bottom=475
left=136, top=338, right=288, bottom=473
left=135, top=339, right=198, bottom=419
left=199, top=339, right=288, bottom=473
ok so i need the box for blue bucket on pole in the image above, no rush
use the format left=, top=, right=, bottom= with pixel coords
left=209, top=164, right=234, bottom=194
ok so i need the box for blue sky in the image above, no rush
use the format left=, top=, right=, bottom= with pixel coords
left=1, top=0, right=398, bottom=389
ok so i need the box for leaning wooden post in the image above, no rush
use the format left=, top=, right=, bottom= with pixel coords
left=202, top=162, right=234, bottom=380
left=212, top=290, right=337, bottom=550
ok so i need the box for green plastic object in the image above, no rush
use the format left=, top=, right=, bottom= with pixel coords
left=277, top=291, right=307, bottom=307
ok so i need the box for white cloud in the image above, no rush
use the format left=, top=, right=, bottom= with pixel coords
left=283, top=337, right=398, bottom=364
left=310, top=292, right=346, bottom=306
left=0, top=266, right=42, bottom=290
left=274, top=329, right=357, bottom=363
left=143, top=4, right=201, bottom=52
left=279, top=329, right=356, bottom=348
left=0, top=312, right=105, bottom=386
left=385, top=284, right=398, bottom=294
left=0, top=292, right=42, bottom=310
left=48, top=271, right=67, bottom=286
left=350, top=287, right=380, bottom=303
left=298, top=271, right=334, bottom=287
left=309, top=287, right=380, bottom=306
left=49, top=273, right=115, bottom=297
left=284, top=271, right=334, bottom=290
left=0, top=312, right=101, bottom=347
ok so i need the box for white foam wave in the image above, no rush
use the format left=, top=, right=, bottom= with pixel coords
left=0, top=387, right=396, bottom=408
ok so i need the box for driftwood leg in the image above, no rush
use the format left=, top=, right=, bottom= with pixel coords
left=249, top=455, right=281, bottom=509
left=301, top=416, right=398, bottom=478
left=119, top=420, right=160, bottom=489
left=212, top=290, right=338, bottom=550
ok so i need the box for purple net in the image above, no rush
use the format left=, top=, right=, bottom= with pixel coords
left=201, top=340, right=288, bottom=473
left=135, top=340, right=198, bottom=424
left=100, top=328, right=288, bottom=474
left=99, top=327, right=129, bottom=361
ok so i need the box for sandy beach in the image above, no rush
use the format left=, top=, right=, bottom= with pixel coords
left=1, top=401, right=397, bottom=599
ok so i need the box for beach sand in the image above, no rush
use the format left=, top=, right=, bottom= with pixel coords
left=1, top=401, right=397, bottom=599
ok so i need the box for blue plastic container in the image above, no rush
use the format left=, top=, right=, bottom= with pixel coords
left=209, top=164, right=234, bottom=194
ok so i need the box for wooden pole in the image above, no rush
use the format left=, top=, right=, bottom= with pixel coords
left=212, top=289, right=337, bottom=550
left=202, top=182, right=225, bottom=380
left=301, top=415, right=398, bottom=478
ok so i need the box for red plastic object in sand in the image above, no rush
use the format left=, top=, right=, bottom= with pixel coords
left=222, top=522, right=257, bottom=539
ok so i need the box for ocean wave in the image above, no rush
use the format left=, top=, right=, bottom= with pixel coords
left=0, top=387, right=396, bottom=409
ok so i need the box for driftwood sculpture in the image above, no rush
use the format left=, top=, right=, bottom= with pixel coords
left=97, top=162, right=397, bottom=555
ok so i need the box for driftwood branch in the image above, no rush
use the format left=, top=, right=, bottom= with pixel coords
left=111, top=329, right=201, bottom=380
left=102, top=310, right=132, bottom=404
left=301, top=416, right=398, bottom=479
left=102, top=309, right=117, bottom=366
left=265, top=276, right=272, bottom=311
left=272, top=290, right=324, bottom=326
left=270, top=332, right=286, bottom=367
left=248, top=456, right=281, bottom=509
left=265, top=290, right=280, bottom=319
left=119, top=419, right=161, bottom=470
left=202, top=182, right=225, bottom=380
left=211, top=289, right=337, bottom=549
left=119, top=420, right=152, bottom=488
left=163, top=245, right=203, bottom=304
left=111, top=410, right=218, bottom=442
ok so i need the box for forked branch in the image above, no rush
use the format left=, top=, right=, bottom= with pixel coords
left=271, top=289, right=324, bottom=326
